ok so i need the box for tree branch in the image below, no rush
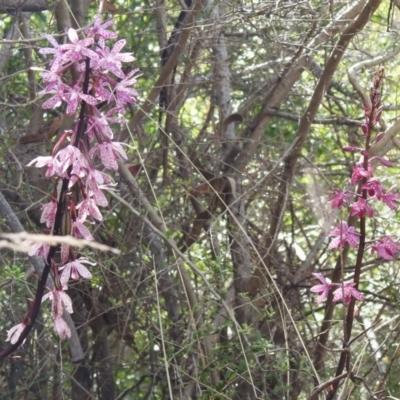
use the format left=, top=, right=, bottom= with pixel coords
left=0, top=0, right=50, bottom=12
left=120, top=0, right=208, bottom=141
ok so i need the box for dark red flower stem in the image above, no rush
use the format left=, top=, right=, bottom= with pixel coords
left=75, top=58, right=91, bottom=143
left=0, top=174, right=69, bottom=359
left=327, top=68, right=383, bottom=399
left=0, top=57, right=92, bottom=360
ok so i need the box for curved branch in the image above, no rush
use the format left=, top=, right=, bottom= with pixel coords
left=120, top=0, right=208, bottom=141
left=227, top=0, right=368, bottom=174
left=348, top=40, right=400, bottom=107
left=369, top=117, right=400, bottom=157
left=0, top=0, right=50, bottom=12
left=264, top=108, right=362, bottom=126
left=264, top=0, right=380, bottom=286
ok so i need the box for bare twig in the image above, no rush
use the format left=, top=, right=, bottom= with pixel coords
left=120, top=0, right=209, bottom=141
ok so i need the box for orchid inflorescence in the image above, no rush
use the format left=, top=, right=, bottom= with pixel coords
left=311, top=67, right=400, bottom=305
left=5, top=15, right=138, bottom=346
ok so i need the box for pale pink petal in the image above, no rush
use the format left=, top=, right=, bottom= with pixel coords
left=42, top=93, right=63, bottom=109
left=27, top=155, right=59, bottom=177
left=100, top=144, right=118, bottom=170
left=60, top=264, right=72, bottom=287
left=67, top=28, right=79, bottom=43
left=118, top=54, right=135, bottom=63
left=329, top=189, right=350, bottom=208
left=27, top=155, right=53, bottom=168
left=93, top=188, right=108, bottom=207
left=60, top=258, right=94, bottom=283
left=59, top=291, right=73, bottom=314
left=310, top=273, right=333, bottom=303
left=41, top=201, right=58, bottom=228
left=41, top=292, right=53, bottom=303
left=81, top=47, right=99, bottom=60
left=333, top=282, right=364, bottom=304
left=80, top=93, right=98, bottom=105
left=80, top=38, right=94, bottom=47
left=72, top=220, right=94, bottom=241
left=111, top=142, right=127, bottom=159
left=76, top=263, right=93, bottom=279
left=60, top=244, right=71, bottom=264
left=44, top=34, right=59, bottom=49
left=54, top=317, right=71, bottom=339
left=28, top=242, right=50, bottom=258
left=42, top=288, right=72, bottom=318
left=113, top=39, right=126, bottom=53
left=328, top=237, right=341, bottom=250
left=77, top=197, right=103, bottom=221
left=6, top=323, right=26, bottom=344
